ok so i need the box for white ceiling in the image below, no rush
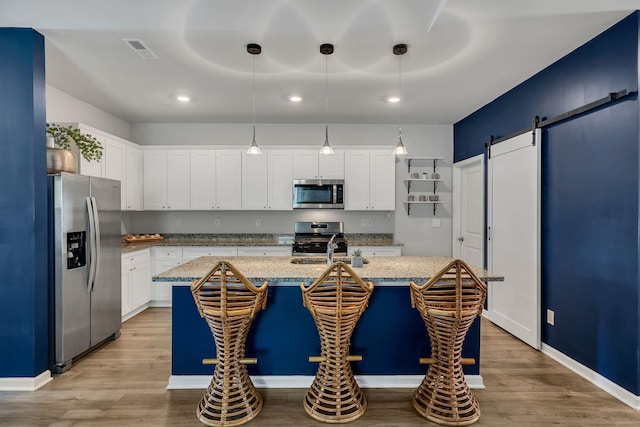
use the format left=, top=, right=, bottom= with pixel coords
left=1, top=0, right=637, bottom=125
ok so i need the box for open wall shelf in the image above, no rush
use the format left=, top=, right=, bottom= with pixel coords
left=404, top=157, right=446, bottom=216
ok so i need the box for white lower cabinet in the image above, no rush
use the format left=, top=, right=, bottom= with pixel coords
left=237, top=246, right=292, bottom=256
left=121, top=249, right=151, bottom=321
left=349, top=246, right=402, bottom=257
left=151, top=247, right=183, bottom=306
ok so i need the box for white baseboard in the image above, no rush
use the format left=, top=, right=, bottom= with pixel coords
left=167, top=374, right=484, bottom=390
left=122, top=303, right=150, bottom=322
left=0, top=370, right=52, bottom=391
left=148, top=300, right=171, bottom=308
left=541, top=343, right=640, bottom=410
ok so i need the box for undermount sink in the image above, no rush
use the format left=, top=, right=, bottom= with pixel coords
left=290, top=257, right=369, bottom=265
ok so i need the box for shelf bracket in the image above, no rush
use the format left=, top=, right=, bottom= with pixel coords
left=433, top=203, right=437, bottom=215
left=433, top=181, right=438, bottom=193
left=433, top=159, right=438, bottom=172
left=407, top=158, right=412, bottom=173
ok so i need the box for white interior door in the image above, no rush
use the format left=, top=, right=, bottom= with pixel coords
left=487, top=130, right=541, bottom=349
left=453, top=154, right=484, bottom=268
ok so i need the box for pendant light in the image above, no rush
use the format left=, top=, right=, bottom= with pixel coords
left=320, top=43, right=334, bottom=155
left=247, top=43, right=262, bottom=155
left=393, top=43, right=408, bottom=156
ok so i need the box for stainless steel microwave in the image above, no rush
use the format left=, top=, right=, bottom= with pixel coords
left=292, top=179, right=344, bottom=209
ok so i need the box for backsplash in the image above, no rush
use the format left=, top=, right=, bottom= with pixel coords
left=122, top=210, right=395, bottom=235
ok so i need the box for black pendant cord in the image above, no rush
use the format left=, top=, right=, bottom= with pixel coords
left=397, top=48, right=402, bottom=142
left=252, top=52, right=256, bottom=142
left=484, top=89, right=635, bottom=154
left=325, top=50, right=329, bottom=137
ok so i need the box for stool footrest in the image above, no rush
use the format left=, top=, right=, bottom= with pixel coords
left=309, top=355, right=362, bottom=363
left=419, top=357, right=476, bottom=365
left=202, top=357, right=258, bottom=365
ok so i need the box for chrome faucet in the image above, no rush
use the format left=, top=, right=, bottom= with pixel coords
left=327, top=234, right=338, bottom=266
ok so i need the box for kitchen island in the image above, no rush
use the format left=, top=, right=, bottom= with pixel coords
left=154, top=256, right=502, bottom=389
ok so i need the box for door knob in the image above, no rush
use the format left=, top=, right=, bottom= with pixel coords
left=458, top=236, right=464, bottom=242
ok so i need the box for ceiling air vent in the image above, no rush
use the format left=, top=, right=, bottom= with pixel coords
left=122, top=38, right=159, bottom=60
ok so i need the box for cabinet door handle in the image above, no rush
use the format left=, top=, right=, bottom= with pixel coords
left=458, top=237, right=464, bottom=242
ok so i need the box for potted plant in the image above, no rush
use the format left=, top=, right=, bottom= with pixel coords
left=351, top=248, right=364, bottom=268
left=46, top=124, right=103, bottom=163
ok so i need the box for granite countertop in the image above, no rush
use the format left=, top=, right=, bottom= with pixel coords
left=153, top=255, right=503, bottom=286
left=123, top=233, right=400, bottom=253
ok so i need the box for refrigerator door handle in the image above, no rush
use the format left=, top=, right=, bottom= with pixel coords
left=90, top=196, right=101, bottom=293
left=86, top=197, right=97, bottom=293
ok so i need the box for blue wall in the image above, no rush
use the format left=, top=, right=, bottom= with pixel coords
left=453, top=13, right=640, bottom=394
left=0, top=28, right=49, bottom=378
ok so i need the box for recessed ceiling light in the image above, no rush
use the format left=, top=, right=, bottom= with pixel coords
left=176, top=95, right=190, bottom=102
left=387, top=96, right=400, bottom=103
left=289, top=95, right=303, bottom=102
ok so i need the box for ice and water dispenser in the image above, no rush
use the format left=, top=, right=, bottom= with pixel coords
left=66, top=231, right=86, bottom=269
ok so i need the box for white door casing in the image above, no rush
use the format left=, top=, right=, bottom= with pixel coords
left=452, top=154, right=485, bottom=268
left=487, top=129, right=541, bottom=350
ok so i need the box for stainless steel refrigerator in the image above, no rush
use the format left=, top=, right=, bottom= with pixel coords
left=49, top=172, right=121, bottom=373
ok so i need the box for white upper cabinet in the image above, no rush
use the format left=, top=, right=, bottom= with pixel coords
left=369, top=149, right=396, bottom=210
left=214, top=150, right=242, bottom=210
left=267, top=150, right=293, bottom=210
left=125, top=145, right=143, bottom=210
left=344, top=150, right=371, bottom=210
left=65, top=124, right=140, bottom=210
left=165, top=150, right=190, bottom=210
left=318, top=149, right=345, bottom=179
left=344, top=149, right=395, bottom=211
left=242, top=151, right=268, bottom=210
left=143, top=149, right=190, bottom=210
left=242, top=150, right=293, bottom=210
left=104, top=137, right=126, bottom=208
left=143, top=150, right=167, bottom=210
left=77, top=125, right=106, bottom=178
left=293, top=149, right=344, bottom=179
left=190, top=149, right=216, bottom=210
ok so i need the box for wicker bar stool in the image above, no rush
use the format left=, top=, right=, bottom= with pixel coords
left=191, top=261, right=268, bottom=427
left=300, top=262, right=374, bottom=423
left=409, top=259, right=487, bottom=426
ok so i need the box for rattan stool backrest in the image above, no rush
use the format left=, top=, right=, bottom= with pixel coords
left=301, top=261, right=373, bottom=319
left=410, top=259, right=486, bottom=316
left=191, top=260, right=268, bottom=321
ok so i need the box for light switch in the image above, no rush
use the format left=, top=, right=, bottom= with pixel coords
left=431, top=219, right=441, bottom=228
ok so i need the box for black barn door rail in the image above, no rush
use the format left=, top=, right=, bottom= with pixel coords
left=484, top=89, right=635, bottom=158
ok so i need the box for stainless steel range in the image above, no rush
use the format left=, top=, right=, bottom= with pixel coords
left=292, top=221, right=348, bottom=256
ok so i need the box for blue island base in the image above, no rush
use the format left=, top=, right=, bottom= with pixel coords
left=170, top=284, right=483, bottom=389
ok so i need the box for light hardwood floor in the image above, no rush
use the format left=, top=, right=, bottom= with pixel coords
left=1, top=308, right=639, bottom=426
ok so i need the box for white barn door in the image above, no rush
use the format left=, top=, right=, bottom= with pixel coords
left=453, top=154, right=484, bottom=268
left=487, top=129, right=541, bottom=349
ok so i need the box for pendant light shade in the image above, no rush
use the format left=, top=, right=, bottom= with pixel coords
left=320, top=125, right=334, bottom=155
left=320, top=43, right=334, bottom=155
left=247, top=43, right=262, bottom=155
left=393, top=43, right=408, bottom=156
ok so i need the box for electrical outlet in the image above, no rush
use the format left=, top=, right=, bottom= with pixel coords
left=432, top=219, right=441, bottom=228
left=366, top=219, right=373, bottom=227
left=547, top=309, right=555, bottom=326
left=361, top=219, right=367, bottom=227
left=174, top=218, right=182, bottom=227
left=255, top=219, right=261, bottom=227
left=214, top=218, right=220, bottom=227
